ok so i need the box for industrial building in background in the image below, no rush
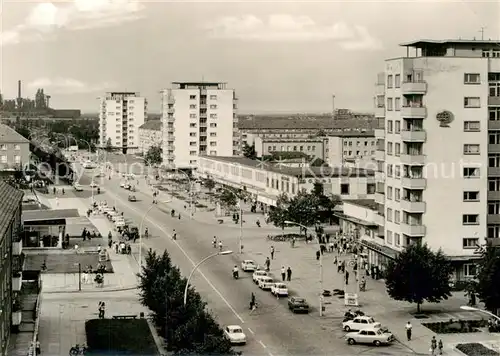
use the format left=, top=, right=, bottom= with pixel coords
left=161, top=82, right=239, bottom=169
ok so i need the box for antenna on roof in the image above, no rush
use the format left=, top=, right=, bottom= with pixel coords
left=479, top=26, right=487, bottom=40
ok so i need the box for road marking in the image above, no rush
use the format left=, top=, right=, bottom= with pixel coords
left=106, top=189, right=245, bottom=324
left=259, top=341, right=267, bottom=349
left=247, top=328, right=255, bottom=335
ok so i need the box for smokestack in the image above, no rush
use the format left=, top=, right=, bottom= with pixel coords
left=18, top=80, right=22, bottom=99
left=332, top=94, right=335, bottom=116
left=46, top=95, right=51, bottom=108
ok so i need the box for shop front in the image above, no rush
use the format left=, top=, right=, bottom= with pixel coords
left=360, top=239, right=399, bottom=277
left=22, top=209, right=80, bottom=248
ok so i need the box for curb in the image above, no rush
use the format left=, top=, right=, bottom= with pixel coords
left=43, top=285, right=138, bottom=294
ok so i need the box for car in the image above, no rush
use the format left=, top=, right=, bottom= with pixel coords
left=241, top=260, right=257, bottom=272
left=90, top=182, right=98, bottom=188
left=252, top=270, right=269, bottom=284
left=119, top=182, right=126, bottom=188
left=288, top=297, right=309, bottom=313
left=224, top=325, right=246, bottom=345
left=128, top=195, right=137, bottom=202
left=124, top=184, right=131, bottom=190
left=258, top=277, right=274, bottom=290
left=345, top=328, right=394, bottom=346
left=73, top=184, right=83, bottom=191
left=271, top=282, right=288, bottom=297
left=115, top=220, right=126, bottom=228
left=343, top=316, right=381, bottom=332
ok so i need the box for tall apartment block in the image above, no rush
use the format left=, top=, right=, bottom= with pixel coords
left=99, top=92, right=147, bottom=154
left=160, top=82, right=239, bottom=169
left=374, top=39, right=500, bottom=281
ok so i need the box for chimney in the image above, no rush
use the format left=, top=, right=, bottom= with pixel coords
left=332, top=94, right=335, bottom=116
left=18, top=80, right=22, bottom=99
left=46, top=95, right=51, bottom=108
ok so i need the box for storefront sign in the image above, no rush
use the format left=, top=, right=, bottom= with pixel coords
left=344, top=293, right=359, bottom=306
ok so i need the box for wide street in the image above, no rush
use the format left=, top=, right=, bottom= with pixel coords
left=72, top=155, right=416, bottom=356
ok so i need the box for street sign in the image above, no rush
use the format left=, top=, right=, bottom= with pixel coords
left=344, top=293, right=359, bottom=306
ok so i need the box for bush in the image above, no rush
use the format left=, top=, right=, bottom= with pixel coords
left=85, top=319, right=158, bottom=355
left=422, top=319, right=487, bottom=334
left=456, top=343, right=500, bottom=356
left=195, top=204, right=207, bottom=208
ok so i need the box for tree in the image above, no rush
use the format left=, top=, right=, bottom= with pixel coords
left=267, top=193, right=290, bottom=230
left=218, top=189, right=237, bottom=208
left=242, top=142, right=257, bottom=159
left=385, top=243, right=453, bottom=313
left=105, top=138, right=113, bottom=151
left=475, top=241, right=500, bottom=315
left=286, top=190, right=321, bottom=228
left=144, top=145, right=163, bottom=166
left=204, top=177, right=216, bottom=192
left=310, top=157, right=327, bottom=167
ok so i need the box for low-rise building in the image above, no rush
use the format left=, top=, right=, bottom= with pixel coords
left=197, top=156, right=375, bottom=208
left=138, top=120, right=162, bottom=154
left=0, top=124, right=30, bottom=171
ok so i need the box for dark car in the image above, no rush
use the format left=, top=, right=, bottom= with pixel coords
left=128, top=195, right=137, bottom=202
left=288, top=297, right=309, bottom=313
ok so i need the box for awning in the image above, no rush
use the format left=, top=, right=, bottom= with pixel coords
left=22, top=209, right=80, bottom=224
left=360, top=239, right=399, bottom=260
left=333, top=212, right=378, bottom=227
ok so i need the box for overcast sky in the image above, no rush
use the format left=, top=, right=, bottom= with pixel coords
left=1, top=0, right=498, bottom=113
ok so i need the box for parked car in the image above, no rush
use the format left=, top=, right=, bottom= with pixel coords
left=224, top=325, right=246, bottom=345
left=252, top=270, right=269, bottom=284
left=343, top=316, right=381, bottom=332
left=345, top=327, right=394, bottom=346
left=258, top=277, right=274, bottom=290
left=271, top=283, right=288, bottom=297
left=128, top=195, right=137, bottom=202
left=115, top=219, right=126, bottom=228
left=90, top=182, right=98, bottom=188
left=241, top=260, right=258, bottom=272
left=288, top=297, right=309, bottom=313
left=73, top=184, right=83, bottom=191
left=120, top=182, right=126, bottom=187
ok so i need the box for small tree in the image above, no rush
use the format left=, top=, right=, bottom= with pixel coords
left=242, top=142, right=257, bottom=159
left=385, top=243, right=453, bottom=313
left=105, top=138, right=112, bottom=151
left=475, top=241, right=500, bottom=315
left=204, top=177, right=216, bottom=192
left=144, top=145, right=162, bottom=166
left=218, top=189, right=237, bottom=208
left=286, top=190, right=321, bottom=228
left=267, top=193, right=290, bottom=231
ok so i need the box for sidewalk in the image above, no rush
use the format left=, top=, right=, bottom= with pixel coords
left=240, top=235, right=495, bottom=355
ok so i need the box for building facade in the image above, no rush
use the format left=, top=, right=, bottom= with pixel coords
left=373, top=39, right=500, bottom=281
left=0, top=182, right=24, bottom=354
left=98, top=92, right=147, bottom=154
left=197, top=156, right=375, bottom=207
left=138, top=120, right=162, bottom=155
left=161, top=82, right=239, bottom=169
left=0, top=124, right=30, bottom=171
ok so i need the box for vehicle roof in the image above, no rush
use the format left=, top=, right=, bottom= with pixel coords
left=261, top=276, right=273, bottom=280
left=254, top=270, right=267, bottom=274
left=358, top=327, right=383, bottom=332
left=275, top=282, right=286, bottom=286
left=292, top=297, right=305, bottom=301
left=244, top=260, right=255, bottom=263
left=227, top=325, right=242, bottom=330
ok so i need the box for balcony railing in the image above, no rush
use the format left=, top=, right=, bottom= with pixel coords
left=400, top=223, right=426, bottom=236
left=400, top=199, right=426, bottom=213
left=401, top=130, right=427, bottom=142
left=401, top=176, right=426, bottom=189
left=401, top=105, right=427, bottom=118
left=401, top=81, right=427, bottom=94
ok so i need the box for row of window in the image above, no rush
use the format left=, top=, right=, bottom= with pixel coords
left=386, top=120, right=480, bottom=133
left=386, top=72, right=497, bottom=89
left=190, top=104, right=218, bottom=109
left=267, top=145, right=317, bottom=152
left=0, top=144, right=22, bottom=150
left=344, top=150, right=375, bottom=156
left=190, top=150, right=217, bottom=155
left=190, top=113, right=219, bottom=119
left=385, top=230, right=401, bottom=247
left=190, top=95, right=218, bottom=100
left=0, top=155, right=21, bottom=163
left=343, top=141, right=375, bottom=146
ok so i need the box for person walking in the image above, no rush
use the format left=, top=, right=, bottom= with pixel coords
left=430, top=336, right=437, bottom=355
left=35, top=339, right=41, bottom=355
left=281, top=266, right=286, bottom=281
left=270, top=246, right=275, bottom=260
left=286, top=267, right=292, bottom=281
left=405, top=321, right=412, bottom=341
left=265, top=257, right=271, bottom=272
left=438, top=339, right=443, bottom=355
left=345, top=271, right=350, bottom=285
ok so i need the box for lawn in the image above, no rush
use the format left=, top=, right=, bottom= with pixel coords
left=85, top=318, right=159, bottom=355
left=456, top=343, right=500, bottom=356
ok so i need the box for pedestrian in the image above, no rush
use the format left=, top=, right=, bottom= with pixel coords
left=270, top=246, right=275, bottom=260
left=438, top=339, right=443, bottom=355
left=316, top=250, right=320, bottom=260
left=345, top=271, right=350, bottom=285
left=281, top=266, right=286, bottom=281
left=333, top=256, right=338, bottom=265
left=430, top=336, right=437, bottom=355
left=405, top=321, right=412, bottom=341
left=35, top=339, right=41, bottom=355
left=265, top=257, right=270, bottom=272
left=286, top=267, right=292, bottom=281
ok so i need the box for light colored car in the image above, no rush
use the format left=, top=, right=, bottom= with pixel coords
left=224, top=325, right=246, bottom=345
left=119, top=182, right=126, bottom=188
left=115, top=220, right=126, bottom=228
left=252, top=270, right=268, bottom=284
left=241, top=260, right=257, bottom=272
left=258, top=276, right=274, bottom=290
left=271, top=282, right=288, bottom=296
left=343, top=316, right=381, bottom=332
left=345, top=328, right=394, bottom=346
left=90, top=182, right=99, bottom=188
left=73, top=184, right=83, bottom=191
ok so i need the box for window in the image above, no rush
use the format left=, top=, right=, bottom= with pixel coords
left=387, top=98, right=393, bottom=111
left=394, top=165, right=401, bottom=178
left=0, top=155, right=6, bottom=163
left=387, top=120, right=393, bottom=133
left=488, top=225, right=500, bottom=238
left=387, top=186, right=393, bottom=200
left=394, top=210, right=400, bottom=224
left=463, top=238, right=479, bottom=249
left=489, top=178, right=500, bottom=191
left=489, top=202, right=500, bottom=214
left=394, top=233, right=400, bottom=246
left=387, top=142, right=393, bottom=155
left=464, top=121, right=480, bottom=132
left=340, top=183, right=350, bottom=195
left=463, top=191, right=480, bottom=201
left=395, top=188, right=400, bottom=202
left=490, top=108, right=500, bottom=121
left=189, top=113, right=197, bottom=118
left=210, top=114, right=218, bottom=119
left=189, top=132, right=197, bottom=137
left=210, top=132, right=217, bottom=137
left=490, top=82, right=500, bottom=97
left=189, top=123, right=197, bottom=128
left=489, top=132, right=500, bottom=144
left=210, top=95, right=217, bottom=100
left=387, top=75, right=393, bottom=88
left=464, top=73, right=480, bottom=84
left=489, top=154, right=500, bottom=167
left=395, top=120, right=401, bottom=133
left=395, top=143, right=401, bottom=156
left=386, top=230, right=393, bottom=244
left=210, top=150, right=217, bottom=155
left=395, top=98, right=401, bottom=111
left=463, top=167, right=480, bottom=178
left=190, top=160, right=197, bottom=164
left=386, top=208, right=393, bottom=222
left=210, top=142, right=217, bottom=147
left=210, top=123, right=217, bottom=128
left=463, top=264, right=477, bottom=277
left=189, top=151, right=197, bottom=155
left=210, top=104, right=217, bottom=109
left=189, top=95, right=197, bottom=100
left=464, top=144, right=480, bottom=155
left=367, top=183, right=375, bottom=194
left=387, top=164, right=393, bottom=177
left=462, top=214, right=479, bottom=225
left=14, top=144, right=20, bottom=150
left=189, top=141, right=197, bottom=146
left=189, top=104, right=197, bottom=109
left=395, top=74, right=401, bottom=88
left=464, top=97, right=481, bottom=108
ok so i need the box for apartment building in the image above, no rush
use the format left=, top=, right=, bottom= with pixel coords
left=161, top=82, right=239, bottom=169
left=372, top=39, right=500, bottom=281
left=138, top=120, right=162, bottom=155
left=0, top=124, right=30, bottom=171
left=197, top=156, right=375, bottom=208
left=98, top=92, right=147, bottom=154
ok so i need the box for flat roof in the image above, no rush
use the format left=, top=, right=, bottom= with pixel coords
left=238, top=117, right=377, bottom=130
left=203, top=156, right=374, bottom=178
left=22, top=209, right=80, bottom=222
left=400, top=39, right=500, bottom=47
left=172, top=81, right=226, bottom=85
left=0, top=182, right=24, bottom=238
left=344, top=199, right=378, bottom=211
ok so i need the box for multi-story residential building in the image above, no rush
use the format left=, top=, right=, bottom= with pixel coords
left=372, top=39, right=500, bottom=281
left=161, top=82, right=239, bottom=169
left=98, top=92, right=147, bottom=154
left=0, top=182, right=24, bottom=354
left=0, top=124, right=30, bottom=171
left=197, top=156, right=375, bottom=208
left=138, top=120, right=162, bottom=155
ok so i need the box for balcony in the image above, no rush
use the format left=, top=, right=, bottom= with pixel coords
left=375, top=83, right=385, bottom=96
left=489, top=120, right=500, bottom=130
left=200, top=112, right=207, bottom=118
left=400, top=154, right=425, bottom=165
left=401, top=177, right=426, bottom=189
left=488, top=191, right=500, bottom=200
left=374, top=192, right=384, bottom=204
left=488, top=167, right=500, bottom=176
left=375, top=171, right=385, bottom=181
left=489, top=144, right=500, bottom=153
left=13, top=240, right=22, bottom=255
left=374, top=213, right=385, bottom=227
left=401, top=105, right=427, bottom=118
left=400, top=223, right=426, bottom=236
left=200, top=103, right=207, bottom=109
left=400, top=199, right=426, bottom=213
left=401, top=130, right=426, bottom=142
left=13, top=273, right=22, bottom=291
left=487, top=214, right=500, bottom=224
left=401, top=81, right=427, bottom=95
left=375, top=129, right=385, bottom=139
left=488, top=97, right=500, bottom=106
left=375, top=106, right=385, bottom=118
left=375, top=150, right=385, bottom=161
left=376, top=182, right=385, bottom=194
left=167, top=108, right=175, bottom=114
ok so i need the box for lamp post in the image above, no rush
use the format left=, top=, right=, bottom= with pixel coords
left=183, top=250, right=233, bottom=306
left=138, top=200, right=171, bottom=270
left=285, top=220, right=324, bottom=317
left=218, top=186, right=244, bottom=254
left=460, top=306, right=500, bottom=322
left=176, top=170, right=193, bottom=219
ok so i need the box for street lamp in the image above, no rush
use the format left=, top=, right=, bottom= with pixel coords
left=460, top=306, right=500, bottom=322
left=219, top=186, right=244, bottom=254
left=183, top=250, right=233, bottom=306
left=138, top=200, right=171, bottom=270
left=285, top=220, right=324, bottom=317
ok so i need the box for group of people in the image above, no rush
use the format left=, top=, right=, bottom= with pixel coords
left=405, top=324, right=444, bottom=356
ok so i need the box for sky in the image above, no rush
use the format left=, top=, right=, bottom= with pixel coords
left=1, top=0, right=499, bottom=114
